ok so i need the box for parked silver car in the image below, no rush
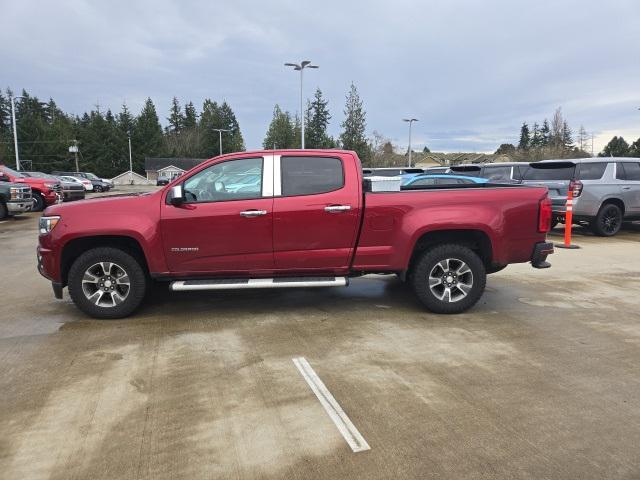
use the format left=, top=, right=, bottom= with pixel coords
left=521, top=158, right=640, bottom=236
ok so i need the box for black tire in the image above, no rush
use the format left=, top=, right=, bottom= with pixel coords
left=550, top=217, right=559, bottom=230
left=68, top=247, right=147, bottom=319
left=591, top=203, right=622, bottom=237
left=32, top=192, right=45, bottom=212
left=410, top=244, right=486, bottom=314
left=0, top=201, right=7, bottom=219
left=94, top=185, right=103, bottom=193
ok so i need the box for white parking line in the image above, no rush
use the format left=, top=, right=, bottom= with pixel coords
left=292, top=357, right=370, bottom=453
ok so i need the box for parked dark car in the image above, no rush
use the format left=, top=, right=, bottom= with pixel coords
left=22, top=172, right=85, bottom=202
left=52, top=171, right=111, bottom=192
left=0, top=180, right=32, bottom=219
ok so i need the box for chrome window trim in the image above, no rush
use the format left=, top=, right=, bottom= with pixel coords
left=273, top=154, right=282, bottom=196
left=262, top=155, right=274, bottom=197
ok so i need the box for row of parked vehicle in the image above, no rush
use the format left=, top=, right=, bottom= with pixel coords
left=0, top=165, right=114, bottom=219
left=364, top=157, right=640, bottom=237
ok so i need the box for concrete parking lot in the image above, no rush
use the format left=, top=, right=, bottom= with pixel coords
left=1, top=210, right=640, bottom=480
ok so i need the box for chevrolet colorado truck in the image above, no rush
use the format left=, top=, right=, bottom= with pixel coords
left=0, top=165, right=61, bottom=211
left=37, top=150, right=554, bottom=319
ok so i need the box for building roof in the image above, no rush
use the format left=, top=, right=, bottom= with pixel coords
left=111, top=170, right=149, bottom=181
left=144, top=157, right=207, bottom=172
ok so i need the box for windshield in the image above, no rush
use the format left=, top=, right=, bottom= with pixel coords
left=84, top=173, right=100, bottom=180
left=1, top=165, right=24, bottom=178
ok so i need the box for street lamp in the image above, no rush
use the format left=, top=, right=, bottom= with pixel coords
left=403, top=118, right=419, bottom=167
left=212, top=128, right=232, bottom=156
left=285, top=60, right=319, bottom=149
left=128, top=132, right=133, bottom=184
left=9, top=95, right=25, bottom=170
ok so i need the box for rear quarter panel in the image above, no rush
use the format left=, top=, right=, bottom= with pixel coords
left=353, top=186, right=549, bottom=271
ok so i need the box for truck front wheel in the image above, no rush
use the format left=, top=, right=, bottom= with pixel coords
left=32, top=193, right=45, bottom=212
left=68, top=247, right=147, bottom=319
left=410, top=244, right=486, bottom=314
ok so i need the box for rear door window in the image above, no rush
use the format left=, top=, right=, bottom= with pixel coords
left=481, top=166, right=512, bottom=181
left=522, top=165, right=575, bottom=180
left=577, top=162, right=607, bottom=180
left=617, top=162, right=640, bottom=181
left=281, top=156, right=344, bottom=196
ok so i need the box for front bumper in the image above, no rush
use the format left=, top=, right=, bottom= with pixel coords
left=6, top=200, right=32, bottom=214
left=531, top=242, right=554, bottom=269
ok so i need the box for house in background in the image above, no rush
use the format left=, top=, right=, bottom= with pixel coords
left=144, top=158, right=207, bottom=182
left=110, top=170, right=154, bottom=186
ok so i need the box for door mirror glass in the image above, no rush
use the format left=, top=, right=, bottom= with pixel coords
left=170, top=185, right=184, bottom=206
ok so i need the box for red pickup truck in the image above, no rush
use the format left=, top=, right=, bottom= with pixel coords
left=0, top=165, right=62, bottom=211
left=37, top=150, right=554, bottom=319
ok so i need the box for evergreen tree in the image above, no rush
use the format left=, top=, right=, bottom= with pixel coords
left=219, top=101, right=245, bottom=153
left=166, top=97, right=184, bottom=133
left=131, top=98, right=163, bottom=172
left=339, top=83, right=370, bottom=162
left=517, top=122, right=530, bottom=150
left=540, top=119, right=551, bottom=146
left=561, top=121, right=573, bottom=149
left=183, top=101, right=198, bottom=129
left=530, top=122, right=541, bottom=148
left=306, top=88, right=332, bottom=148
left=422, top=145, right=431, bottom=153
left=629, top=137, right=640, bottom=157
left=263, top=104, right=296, bottom=149
left=117, top=102, right=134, bottom=135
left=199, top=99, right=224, bottom=156
left=599, top=136, right=629, bottom=157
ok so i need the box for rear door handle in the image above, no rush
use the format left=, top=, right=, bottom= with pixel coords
left=324, top=205, right=351, bottom=213
left=622, top=186, right=632, bottom=190
left=240, top=209, right=267, bottom=217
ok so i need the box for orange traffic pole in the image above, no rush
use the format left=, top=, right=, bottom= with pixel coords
left=556, top=184, right=580, bottom=249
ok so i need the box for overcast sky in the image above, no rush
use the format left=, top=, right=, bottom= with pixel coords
left=2, top=0, right=639, bottom=153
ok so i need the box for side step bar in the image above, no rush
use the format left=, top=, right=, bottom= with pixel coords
left=170, top=276, right=349, bottom=291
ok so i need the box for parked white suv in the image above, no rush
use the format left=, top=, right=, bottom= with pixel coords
left=521, top=158, right=640, bottom=236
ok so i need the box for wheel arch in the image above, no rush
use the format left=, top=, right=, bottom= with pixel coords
left=600, top=197, right=625, bottom=215
left=61, top=235, right=149, bottom=286
left=406, top=229, right=493, bottom=275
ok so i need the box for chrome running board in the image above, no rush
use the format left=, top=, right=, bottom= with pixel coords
left=170, top=276, right=348, bottom=291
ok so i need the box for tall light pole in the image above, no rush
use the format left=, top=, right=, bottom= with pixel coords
left=10, top=95, right=25, bottom=170
left=403, top=118, right=419, bottom=167
left=212, top=128, right=232, bottom=156
left=128, top=132, right=133, bottom=184
left=285, top=60, right=319, bottom=149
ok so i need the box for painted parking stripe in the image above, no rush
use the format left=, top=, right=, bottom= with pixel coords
left=292, top=357, right=370, bottom=453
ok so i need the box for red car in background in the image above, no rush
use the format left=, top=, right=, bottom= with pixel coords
left=0, top=165, right=62, bottom=211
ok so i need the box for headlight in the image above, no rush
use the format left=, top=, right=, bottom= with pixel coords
left=39, top=216, right=61, bottom=235
left=44, top=182, right=57, bottom=189
left=9, top=187, right=19, bottom=200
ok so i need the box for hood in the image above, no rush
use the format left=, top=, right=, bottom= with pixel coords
left=44, top=190, right=159, bottom=216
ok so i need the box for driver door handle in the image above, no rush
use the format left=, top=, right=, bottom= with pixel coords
left=324, top=205, right=351, bottom=213
left=240, top=209, right=268, bottom=217
left=622, top=186, right=631, bottom=190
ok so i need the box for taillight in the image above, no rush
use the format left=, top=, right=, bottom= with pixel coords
left=569, top=180, right=583, bottom=197
left=538, top=196, right=552, bottom=233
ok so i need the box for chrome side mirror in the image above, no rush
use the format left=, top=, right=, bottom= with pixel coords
left=170, top=185, right=184, bottom=206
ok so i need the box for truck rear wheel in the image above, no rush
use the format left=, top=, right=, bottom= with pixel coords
left=0, top=201, right=7, bottom=219
left=68, top=247, right=147, bottom=319
left=410, top=244, right=486, bottom=314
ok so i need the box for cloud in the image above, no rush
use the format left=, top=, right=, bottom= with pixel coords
left=2, top=0, right=639, bottom=153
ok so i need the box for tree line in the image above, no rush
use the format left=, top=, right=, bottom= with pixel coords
left=0, top=89, right=244, bottom=178
left=496, top=106, right=640, bottom=160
